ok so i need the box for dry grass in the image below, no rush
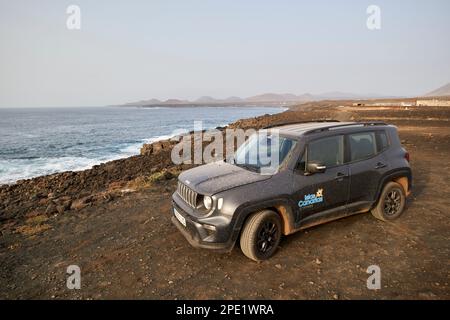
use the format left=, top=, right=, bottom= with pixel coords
left=15, top=215, right=51, bottom=237
left=25, top=215, right=48, bottom=225
left=16, top=223, right=51, bottom=237
left=127, top=169, right=181, bottom=190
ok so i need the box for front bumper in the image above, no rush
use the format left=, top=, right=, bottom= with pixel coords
left=171, top=196, right=236, bottom=252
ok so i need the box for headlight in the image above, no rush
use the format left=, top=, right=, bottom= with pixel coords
left=203, top=196, right=213, bottom=210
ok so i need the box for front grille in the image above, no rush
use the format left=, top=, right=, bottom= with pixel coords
left=177, top=181, right=198, bottom=208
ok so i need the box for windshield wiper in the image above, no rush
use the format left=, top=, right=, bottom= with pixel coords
left=229, top=156, right=260, bottom=172
left=235, top=162, right=260, bottom=172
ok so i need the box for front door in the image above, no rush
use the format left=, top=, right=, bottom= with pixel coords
left=292, top=135, right=350, bottom=221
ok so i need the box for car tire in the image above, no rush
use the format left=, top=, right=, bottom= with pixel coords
left=240, top=210, right=282, bottom=261
left=371, top=181, right=406, bottom=221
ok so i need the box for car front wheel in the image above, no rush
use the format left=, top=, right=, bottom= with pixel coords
left=240, top=210, right=282, bottom=261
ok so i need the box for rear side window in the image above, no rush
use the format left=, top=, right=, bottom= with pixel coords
left=307, top=135, right=344, bottom=167
left=376, top=131, right=389, bottom=152
left=349, top=132, right=377, bottom=161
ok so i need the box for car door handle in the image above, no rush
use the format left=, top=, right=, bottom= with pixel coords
left=375, top=162, right=387, bottom=169
left=334, top=172, right=348, bottom=181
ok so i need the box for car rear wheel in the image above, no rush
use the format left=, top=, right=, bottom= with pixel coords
left=371, top=181, right=406, bottom=221
left=240, top=210, right=282, bottom=261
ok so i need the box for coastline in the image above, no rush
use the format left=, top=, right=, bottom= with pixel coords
left=0, top=106, right=289, bottom=187
left=0, top=105, right=286, bottom=186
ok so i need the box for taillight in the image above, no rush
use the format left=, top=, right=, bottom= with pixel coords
left=404, top=151, right=410, bottom=162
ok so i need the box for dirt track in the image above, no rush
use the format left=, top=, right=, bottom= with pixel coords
left=1, top=103, right=449, bottom=299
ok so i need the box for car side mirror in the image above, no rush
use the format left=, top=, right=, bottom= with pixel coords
left=306, top=161, right=326, bottom=174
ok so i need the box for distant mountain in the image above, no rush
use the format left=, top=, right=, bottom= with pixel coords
left=316, top=92, right=362, bottom=100
left=124, top=98, right=161, bottom=106
left=424, top=82, right=450, bottom=97
left=244, top=92, right=388, bottom=102
left=245, top=93, right=309, bottom=102
left=121, top=91, right=393, bottom=106
left=163, top=99, right=190, bottom=104
left=313, top=91, right=396, bottom=100
left=224, top=96, right=243, bottom=102
left=195, top=96, right=220, bottom=103
left=297, top=93, right=315, bottom=101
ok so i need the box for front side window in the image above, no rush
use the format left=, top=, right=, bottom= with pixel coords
left=349, top=132, right=377, bottom=161
left=307, top=135, right=344, bottom=168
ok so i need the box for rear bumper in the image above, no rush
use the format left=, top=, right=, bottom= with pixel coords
left=171, top=199, right=236, bottom=252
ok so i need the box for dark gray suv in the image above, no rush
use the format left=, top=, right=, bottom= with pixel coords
left=172, top=121, right=412, bottom=261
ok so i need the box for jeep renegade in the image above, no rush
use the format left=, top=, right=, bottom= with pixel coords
left=172, top=121, right=412, bottom=261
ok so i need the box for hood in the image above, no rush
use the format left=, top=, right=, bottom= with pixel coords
left=178, top=161, right=271, bottom=196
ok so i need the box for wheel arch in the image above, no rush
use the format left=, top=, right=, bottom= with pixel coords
left=393, top=176, right=410, bottom=196
left=374, top=168, right=412, bottom=206
left=232, top=198, right=297, bottom=241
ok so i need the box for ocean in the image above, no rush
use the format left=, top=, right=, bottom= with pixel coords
left=0, top=106, right=284, bottom=185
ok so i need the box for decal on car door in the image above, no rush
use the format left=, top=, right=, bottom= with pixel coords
left=298, top=188, right=324, bottom=209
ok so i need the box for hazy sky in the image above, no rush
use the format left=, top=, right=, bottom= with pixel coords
left=1, top=0, right=449, bottom=107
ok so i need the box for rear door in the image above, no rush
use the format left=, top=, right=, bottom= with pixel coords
left=292, top=135, right=350, bottom=221
left=346, top=130, right=390, bottom=208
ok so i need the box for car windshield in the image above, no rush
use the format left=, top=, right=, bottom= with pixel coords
left=233, top=133, right=297, bottom=174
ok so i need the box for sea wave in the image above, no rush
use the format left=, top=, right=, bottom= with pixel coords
left=0, top=157, right=101, bottom=185
left=0, top=133, right=191, bottom=185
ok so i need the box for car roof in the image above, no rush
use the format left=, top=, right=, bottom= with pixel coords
left=270, top=121, right=388, bottom=138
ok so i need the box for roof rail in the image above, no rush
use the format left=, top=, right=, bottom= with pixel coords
left=304, top=121, right=388, bottom=135
left=263, top=119, right=340, bottom=129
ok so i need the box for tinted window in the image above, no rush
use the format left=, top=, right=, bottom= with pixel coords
left=307, top=135, right=344, bottom=167
left=349, top=132, right=376, bottom=161
left=376, top=131, right=389, bottom=152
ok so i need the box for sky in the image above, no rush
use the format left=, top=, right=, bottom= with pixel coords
left=0, top=0, right=449, bottom=107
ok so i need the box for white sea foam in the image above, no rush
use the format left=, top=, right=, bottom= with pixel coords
left=0, top=157, right=100, bottom=185
left=142, top=133, right=179, bottom=144
left=118, top=133, right=184, bottom=156
left=118, top=143, right=143, bottom=156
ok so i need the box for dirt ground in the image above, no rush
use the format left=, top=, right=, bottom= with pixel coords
left=1, top=103, right=449, bottom=299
